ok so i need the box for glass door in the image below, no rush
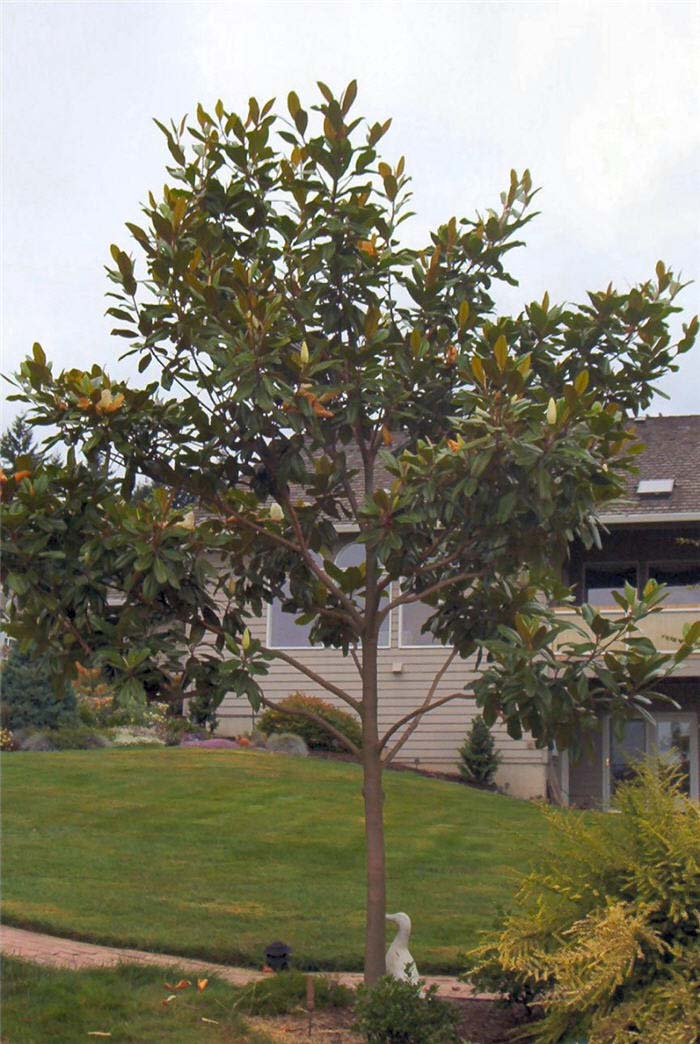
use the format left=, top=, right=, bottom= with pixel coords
left=609, top=719, right=648, bottom=794
left=653, top=715, right=698, bottom=800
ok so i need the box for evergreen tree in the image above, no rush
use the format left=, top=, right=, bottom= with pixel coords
left=459, top=715, right=501, bottom=786
left=0, top=643, right=78, bottom=730
left=0, top=413, right=58, bottom=471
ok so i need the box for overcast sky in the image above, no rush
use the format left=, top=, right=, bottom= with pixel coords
left=2, top=0, right=699, bottom=430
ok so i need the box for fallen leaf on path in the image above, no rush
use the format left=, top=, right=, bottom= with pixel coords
left=197, top=978, right=208, bottom=991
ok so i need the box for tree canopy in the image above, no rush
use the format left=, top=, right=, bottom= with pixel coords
left=2, top=80, right=698, bottom=980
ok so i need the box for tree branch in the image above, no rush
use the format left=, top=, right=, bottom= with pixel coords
left=260, top=645, right=362, bottom=714
left=278, top=490, right=365, bottom=631
left=257, top=692, right=361, bottom=758
left=380, top=649, right=456, bottom=763
left=380, top=569, right=482, bottom=620
left=380, top=687, right=475, bottom=761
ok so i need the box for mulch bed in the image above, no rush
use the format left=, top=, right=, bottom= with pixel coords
left=250, top=997, right=540, bottom=1043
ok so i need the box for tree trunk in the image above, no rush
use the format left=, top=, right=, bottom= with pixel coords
left=361, top=635, right=387, bottom=985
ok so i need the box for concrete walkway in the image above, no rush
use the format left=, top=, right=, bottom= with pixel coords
left=0, top=925, right=477, bottom=999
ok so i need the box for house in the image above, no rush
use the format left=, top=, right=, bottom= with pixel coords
left=553, top=414, right=700, bottom=807
left=215, top=415, right=700, bottom=806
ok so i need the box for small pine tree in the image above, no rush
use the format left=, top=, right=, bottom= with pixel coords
left=0, top=413, right=58, bottom=471
left=459, top=714, right=501, bottom=786
left=0, top=643, right=78, bottom=730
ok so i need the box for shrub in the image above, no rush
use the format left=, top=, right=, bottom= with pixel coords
left=464, top=761, right=700, bottom=1043
left=458, top=714, right=500, bottom=786
left=354, top=977, right=461, bottom=1044
left=257, top=693, right=362, bottom=753
left=0, top=643, right=78, bottom=730
left=50, top=727, right=111, bottom=750
left=157, top=716, right=200, bottom=746
left=233, top=970, right=353, bottom=1016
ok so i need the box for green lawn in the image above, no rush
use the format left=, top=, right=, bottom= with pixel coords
left=2, top=748, right=558, bottom=972
left=1, top=959, right=273, bottom=1043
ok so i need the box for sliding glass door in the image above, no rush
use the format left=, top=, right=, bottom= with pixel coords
left=603, top=712, right=698, bottom=805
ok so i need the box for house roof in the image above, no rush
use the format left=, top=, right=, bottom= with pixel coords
left=601, top=415, right=700, bottom=523
left=338, top=417, right=700, bottom=523
left=201, top=415, right=700, bottom=526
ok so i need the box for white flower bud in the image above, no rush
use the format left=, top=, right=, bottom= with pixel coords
left=546, top=398, right=558, bottom=425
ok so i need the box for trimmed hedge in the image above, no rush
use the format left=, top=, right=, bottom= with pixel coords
left=257, top=693, right=362, bottom=753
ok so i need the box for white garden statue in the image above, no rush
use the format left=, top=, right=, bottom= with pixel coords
left=385, top=912, right=420, bottom=985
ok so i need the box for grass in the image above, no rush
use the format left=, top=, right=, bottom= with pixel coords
left=2, top=748, right=558, bottom=972
left=0, top=958, right=275, bottom=1043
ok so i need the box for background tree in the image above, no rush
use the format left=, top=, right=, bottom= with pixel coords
left=0, top=412, right=59, bottom=472
left=0, top=642, right=78, bottom=731
left=458, top=714, right=500, bottom=787
left=3, top=82, right=698, bottom=983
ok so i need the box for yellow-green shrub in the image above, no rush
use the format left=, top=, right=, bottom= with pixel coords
left=464, top=761, right=700, bottom=1043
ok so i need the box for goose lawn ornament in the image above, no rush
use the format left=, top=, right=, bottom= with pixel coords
left=385, top=912, right=420, bottom=985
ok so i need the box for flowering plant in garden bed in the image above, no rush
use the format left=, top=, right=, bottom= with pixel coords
left=0, top=727, right=16, bottom=751
left=110, top=726, right=165, bottom=747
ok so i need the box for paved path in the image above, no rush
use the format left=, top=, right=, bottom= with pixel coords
left=0, top=925, right=478, bottom=999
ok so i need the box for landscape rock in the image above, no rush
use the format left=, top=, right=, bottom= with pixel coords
left=266, top=732, right=309, bottom=757
left=18, top=731, right=56, bottom=752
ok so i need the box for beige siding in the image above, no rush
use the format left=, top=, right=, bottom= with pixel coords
left=215, top=605, right=549, bottom=799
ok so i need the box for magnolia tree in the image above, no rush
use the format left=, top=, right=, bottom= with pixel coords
left=3, top=82, right=699, bottom=982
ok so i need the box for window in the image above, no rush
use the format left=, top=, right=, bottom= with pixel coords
left=648, top=563, right=700, bottom=607
left=267, top=543, right=391, bottom=648
left=334, top=543, right=391, bottom=648
left=268, top=581, right=318, bottom=649
left=584, top=564, right=638, bottom=608
left=399, top=599, right=438, bottom=647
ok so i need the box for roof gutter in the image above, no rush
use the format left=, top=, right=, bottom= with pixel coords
left=599, top=511, right=700, bottom=526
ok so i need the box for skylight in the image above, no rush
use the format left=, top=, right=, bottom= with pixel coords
left=637, top=479, right=674, bottom=496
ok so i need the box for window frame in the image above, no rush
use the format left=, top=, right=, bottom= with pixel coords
left=582, top=560, right=641, bottom=609
left=645, top=560, right=700, bottom=609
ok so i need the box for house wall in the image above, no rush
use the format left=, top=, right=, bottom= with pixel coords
left=215, top=523, right=699, bottom=805
left=215, top=607, right=549, bottom=800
